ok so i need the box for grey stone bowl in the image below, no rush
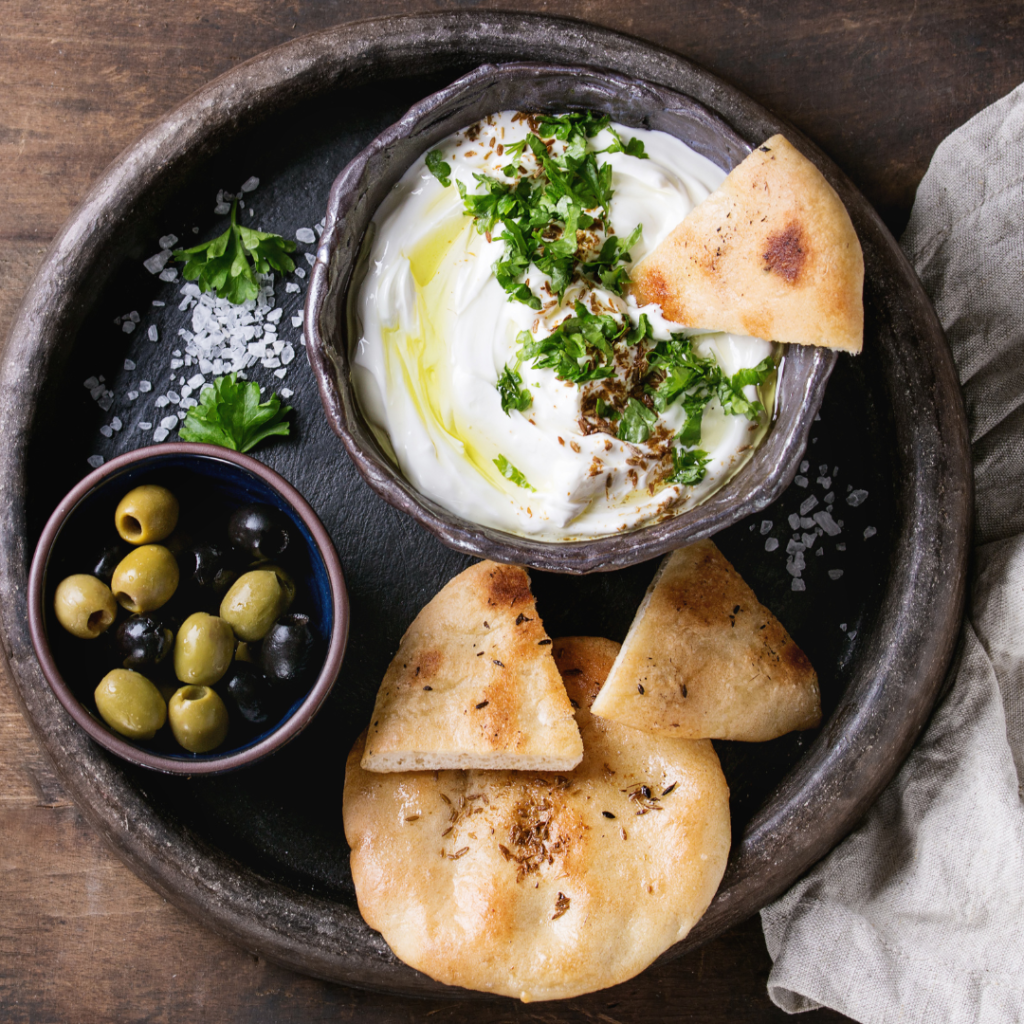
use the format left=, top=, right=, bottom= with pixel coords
left=306, top=62, right=838, bottom=574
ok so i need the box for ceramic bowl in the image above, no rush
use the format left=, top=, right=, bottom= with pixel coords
left=27, top=443, right=349, bottom=775
left=306, top=62, right=838, bottom=573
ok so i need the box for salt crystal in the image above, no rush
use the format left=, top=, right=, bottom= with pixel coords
left=155, top=395, right=170, bottom=408
left=159, top=268, right=179, bottom=283
left=295, top=228, right=316, bottom=244
left=285, top=282, right=301, bottom=294
left=760, top=520, right=773, bottom=535
left=819, top=464, right=828, bottom=475
left=846, top=489, right=869, bottom=507
left=295, top=267, right=306, bottom=278
left=828, top=569, right=844, bottom=580
left=152, top=300, right=165, bottom=307
left=837, top=542, right=847, bottom=551
left=188, top=374, right=205, bottom=389
left=280, top=388, right=293, bottom=399
left=840, top=623, right=848, bottom=632
left=160, top=415, right=178, bottom=430
left=166, top=391, right=181, bottom=404
left=281, top=344, right=295, bottom=365
left=123, top=359, right=136, bottom=371
left=262, top=357, right=281, bottom=369
left=823, top=491, right=835, bottom=504
left=214, top=202, right=232, bottom=215
left=192, top=226, right=199, bottom=234
left=97, top=393, right=113, bottom=412
left=148, top=325, right=159, bottom=342
left=749, top=524, right=756, bottom=532
left=799, top=495, right=819, bottom=516
left=304, top=252, right=315, bottom=266
left=846, top=484, right=853, bottom=492
left=788, top=513, right=801, bottom=531
left=122, top=321, right=136, bottom=334
left=794, top=475, right=808, bottom=488
left=171, top=349, right=181, bottom=357
left=177, top=409, right=187, bottom=420
left=143, top=250, right=172, bottom=274
left=765, top=537, right=779, bottom=552
left=864, top=526, right=877, bottom=539
left=129, top=311, right=140, bottom=323
left=816, top=547, right=824, bottom=556
left=178, top=376, right=185, bottom=386
left=127, top=390, right=139, bottom=401
left=138, top=421, right=152, bottom=431
left=315, top=222, right=324, bottom=236
left=181, top=398, right=198, bottom=409
left=848, top=630, right=858, bottom=640
left=84, top=376, right=99, bottom=389
left=138, top=380, right=152, bottom=392
left=816, top=476, right=832, bottom=489
left=87, top=455, right=104, bottom=469
left=833, top=466, right=840, bottom=477
left=153, top=426, right=169, bottom=442
left=800, top=460, right=809, bottom=473
left=274, top=368, right=287, bottom=379
left=267, top=308, right=284, bottom=323
left=99, top=425, right=113, bottom=438
left=813, top=510, right=842, bottom=536
left=180, top=385, right=192, bottom=399
left=249, top=208, right=254, bottom=217
left=800, top=516, right=815, bottom=529
left=170, top=359, right=183, bottom=370
left=802, top=532, right=817, bottom=549
left=240, top=176, right=259, bottom=192
left=159, top=234, right=178, bottom=249
left=791, top=578, right=806, bottom=592
left=786, top=539, right=805, bottom=555
left=111, top=417, right=122, bottom=431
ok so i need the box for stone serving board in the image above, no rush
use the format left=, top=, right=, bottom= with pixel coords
left=0, top=12, right=970, bottom=999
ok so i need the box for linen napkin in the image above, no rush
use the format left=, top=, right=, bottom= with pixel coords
left=760, top=83, right=1024, bottom=1023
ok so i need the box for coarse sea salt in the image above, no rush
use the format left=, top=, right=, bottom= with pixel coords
left=87, top=455, right=104, bottom=468
left=295, top=228, right=316, bottom=244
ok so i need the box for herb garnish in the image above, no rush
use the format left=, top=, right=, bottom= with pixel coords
left=496, top=363, right=532, bottom=415
left=178, top=373, right=293, bottom=452
left=425, top=150, right=452, bottom=189
left=493, top=454, right=535, bottom=491
left=173, top=201, right=296, bottom=305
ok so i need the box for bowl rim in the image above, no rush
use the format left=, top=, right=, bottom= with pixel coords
left=27, top=441, right=350, bottom=775
left=305, top=60, right=838, bottom=574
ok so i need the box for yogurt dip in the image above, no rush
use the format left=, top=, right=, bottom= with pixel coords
left=351, top=111, right=776, bottom=540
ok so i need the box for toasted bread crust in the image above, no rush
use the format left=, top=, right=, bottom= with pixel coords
left=630, top=134, right=864, bottom=353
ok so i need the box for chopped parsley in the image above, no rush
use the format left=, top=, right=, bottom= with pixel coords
left=425, top=149, right=452, bottom=188
left=173, top=201, right=296, bottom=305
left=496, top=363, right=532, bottom=415
left=617, top=398, right=658, bottom=445
left=178, top=373, right=292, bottom=452
left=493, top=454, right=535, bottom=490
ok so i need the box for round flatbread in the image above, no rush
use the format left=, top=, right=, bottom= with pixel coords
left=343, top=636, right=731, bottom=1002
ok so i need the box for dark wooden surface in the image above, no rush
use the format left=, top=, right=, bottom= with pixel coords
left=0, top=3, right=1019, bottom=1021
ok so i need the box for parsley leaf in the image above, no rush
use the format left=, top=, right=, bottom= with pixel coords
left=668, top=446, right=711, bottom=485
left=581, top=224, right=643, bottom=296
left=496, top=363, right=532, bottom=414
left=518, top=306, right=624, bottom=384
left=716, top=357, right=775, bottom=418
left=173, top=201, right=296, bottom=305
left=618, top=398, right=658, bottom=445
left=493, top=454, right=535, bottom=490
left=594, top=397, right=621, bottom=421
left=426, top=150, right=452, bottom=188
left=178, top=373, right=293, bottom=453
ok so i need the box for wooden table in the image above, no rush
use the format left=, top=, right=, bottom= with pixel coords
left=1, top=3, right=1018, bottom=1021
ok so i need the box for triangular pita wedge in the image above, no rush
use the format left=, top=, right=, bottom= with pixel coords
left=360, top=560, right=583, bottom=772
left=591, top=540, right=820, bottom=741
left=630, top=134, right=864, bottom=353
left=344, top=636, right=730, bottom=1002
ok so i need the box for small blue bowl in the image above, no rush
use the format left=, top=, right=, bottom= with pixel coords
left=28, top=443, right=349, bottom=774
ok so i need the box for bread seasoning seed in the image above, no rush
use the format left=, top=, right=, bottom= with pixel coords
left=552, top=892, right=571, bottom=920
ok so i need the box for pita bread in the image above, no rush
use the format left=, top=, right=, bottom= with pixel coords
left=344, top=636, right=730, bottom=1002
left=591, top=540, right=820, bottom=741
left=630, top=134, right=864, bottom=353
left=360, top=561, right=583, bottom=772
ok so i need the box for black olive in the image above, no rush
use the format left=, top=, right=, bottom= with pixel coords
left=227, top=504, right=293, bottom=561
left=223, top=663, right=280, bottom=726
left=260, top=612, right=319, bottom=685
left=178, top=543, right=237, bottom=595
left=116, top=614, right=174, bottom=670
left=89, top=541, right=132, bottom=584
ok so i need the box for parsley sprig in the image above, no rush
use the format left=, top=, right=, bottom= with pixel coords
left=173, top=201, right=296, bottom=305
left=493, top=454, right=534, bottom=490
left=178, top=373, right=293, bottom=452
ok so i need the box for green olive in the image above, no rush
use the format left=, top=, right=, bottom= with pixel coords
left=54, top=574, right=117, bottom=639
left=94, top=669, right=167, bottom=740
left=219, top=570, right=287, bottom=642
left=115, top=485, right=179, bottom=544
left=174, top=612, right=234, bottom=685
left=168, top=685, right=229, bottom=753
left=234, top=640, right=255, bottom=664
left=111, top=545, right=179, bottom=613
left=257, top=564, right=296, bottom=613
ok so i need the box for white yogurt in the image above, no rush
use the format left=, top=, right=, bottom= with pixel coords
left=351, top=112, right=774, bottom=540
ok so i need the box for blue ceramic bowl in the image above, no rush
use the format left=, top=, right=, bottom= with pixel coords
left=28, top=443, right=349, bottom=774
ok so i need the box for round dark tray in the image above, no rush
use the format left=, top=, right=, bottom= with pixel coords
left=0, top=12, right=970, bottom=1000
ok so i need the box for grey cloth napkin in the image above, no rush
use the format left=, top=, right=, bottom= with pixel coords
left=760, top=84, right=1024, bottom=1023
